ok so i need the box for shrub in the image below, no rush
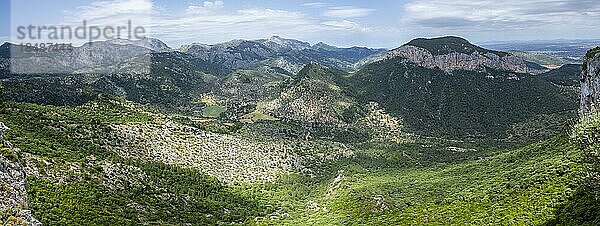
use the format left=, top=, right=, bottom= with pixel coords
left=0, top=146, right=18, bottom=162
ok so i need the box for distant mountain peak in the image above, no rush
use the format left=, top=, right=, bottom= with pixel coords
left=105, top=37, right=170, bottom=51
left=312, top=42, right=337, bottom=50
left=269, top=35, right=284, bottom=41
left=261, top=36, right=311, bottom=51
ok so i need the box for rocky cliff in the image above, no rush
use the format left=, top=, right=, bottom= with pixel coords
left=581, top=47, right=600, bottom=116
left=387, top=37, right=529, bottom=74
left=0, top=123, right=41, bottom=225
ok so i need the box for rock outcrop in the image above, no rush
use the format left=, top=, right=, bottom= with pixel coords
left=580, top=47, right=600, bottom=116
left=581, top=47, right=600, bottom=116
left=387, top=45, right=529, bottom=74
left=387, top=37, right=529, bottom=74
left=0, top=123, right=42, bottom=225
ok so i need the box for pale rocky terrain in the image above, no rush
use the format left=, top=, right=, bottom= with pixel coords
left=100, top=121, right=353, bottom=184
left=388, top=45, right=529, bottom=74
left=581, top=49, right=600, bottom=116
left=0, top=123, right=41, bottom=226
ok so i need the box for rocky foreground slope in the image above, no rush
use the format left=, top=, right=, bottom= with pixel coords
left=0, top=123, right=41, bottom=225
left=581, top=47, right=600, bottom=116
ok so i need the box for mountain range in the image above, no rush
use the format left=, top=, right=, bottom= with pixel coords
left=0, top=36, right=580, bottom=139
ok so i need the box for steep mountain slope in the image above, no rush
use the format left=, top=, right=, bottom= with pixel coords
left=257, top=36, right=312, bottom=52
left=90, top=52, right=222, bottom=113
left=181, top=40, right=277, bottom=70
left=106, top=37, right=171, bottom=51
left=581, top=47, right=600, bottom=116
left=7, top=41, right=155, bottom=74
left=387, top=36, right=530, bottom=73
left=215, top=66, right=290, bottom=103
left=540, top=64, right=582, bottom=87
left=339, top=38, right=579, bottom=139
left=2, top=51, right=231, bottom=113
left=0, top=123, right=41, bottom=226
left=262, top=62, right=358, bottom=126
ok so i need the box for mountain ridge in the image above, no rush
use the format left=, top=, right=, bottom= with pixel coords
left=386, top=36, right=531, bottom=74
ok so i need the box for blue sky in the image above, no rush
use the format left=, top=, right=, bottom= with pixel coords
left=2, top=0, right=600, bottom=48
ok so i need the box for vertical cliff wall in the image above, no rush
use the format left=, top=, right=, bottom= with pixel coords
left=581, top=48, right=600, bottom=116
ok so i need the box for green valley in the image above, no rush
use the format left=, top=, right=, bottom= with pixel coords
left=0, top=35, right=598, bottom=226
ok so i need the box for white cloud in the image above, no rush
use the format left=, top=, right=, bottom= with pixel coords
left=187, top=1, right=224, bottom=14
left=403, top=0, right=600, bottom=31
left=66, top=0, right=153, bottom=21
left=322, top=20, right=369, bottom=32
left=59, top=0, right=377, bottom=46
left=324, top=6, right=375, bottom=18
left=302, top=2, right=327, bottom=8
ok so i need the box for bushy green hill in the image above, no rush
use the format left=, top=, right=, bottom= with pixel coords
left=262, top=62, right=360, bottom=126
left=540, top=64, right=582, bottom=86
left=339, top=56, right=578, bottom=139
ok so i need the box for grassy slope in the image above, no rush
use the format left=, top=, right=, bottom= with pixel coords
left=261, top=133, right=581, bottom=225
left=550, top=112, right=600, bottom=226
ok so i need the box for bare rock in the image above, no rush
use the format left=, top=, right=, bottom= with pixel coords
left=387, top=45, right=529, bottom=74
left=581, top=48, right=600, bottom=116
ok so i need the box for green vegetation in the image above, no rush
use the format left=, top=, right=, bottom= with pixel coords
left=0, top=100, right=273, bottom=225
left=338, top=57, right=578, bottom=139
left=0, top=41, right=594, bottom=225
left=254, top=133, right=582, bottom=225
left=0, top=98, right=591, bottom=225
left=240, top=111, right=279, bottom=123
left=0, top=208, right=28, bottom=226
left=586, top=47, right=600, bottom=59
left=0, top=145, right=18, bottom=162
left=28, top=162, right=270, bottom=225
left=2, top=76, right=101, bottom=107
left=202, top=105, right=227, bottom=118
left=0, top=81, right=3, bottom=105
left=548, top=113, right=600, bottom=225
left=540, top=64, right=582, bottom=86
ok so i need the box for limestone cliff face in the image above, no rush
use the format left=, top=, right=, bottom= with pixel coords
left=581, top=48, right=600, bottom=116
left=0, top=123, right=41, bottom=225
left=387, top=45, right=529, bottom=74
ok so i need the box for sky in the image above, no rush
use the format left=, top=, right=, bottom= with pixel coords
left=1, top=0, right=600, bottom=48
